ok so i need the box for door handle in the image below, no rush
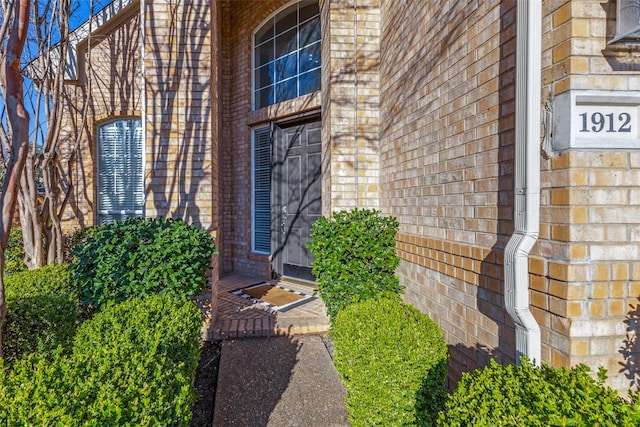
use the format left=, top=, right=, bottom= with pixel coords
left=280, top=206, right=287, bottom=235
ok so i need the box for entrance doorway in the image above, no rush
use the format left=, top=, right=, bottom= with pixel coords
left=271, top=118, right=322, bottom=282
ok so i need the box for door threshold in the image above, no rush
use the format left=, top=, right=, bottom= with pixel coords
left=278, top=275, right=317, bottom=290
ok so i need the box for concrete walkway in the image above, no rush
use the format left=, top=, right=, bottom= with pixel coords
left=210, top=275, right=349, bottom=426
left=212, top=335, right=349, bottom=426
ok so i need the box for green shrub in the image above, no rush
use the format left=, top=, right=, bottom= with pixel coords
left=0, top=295, right=202, bottom=426
left=332, top=296, right=449, bottom=426
left=0, top=351, right=77, bottom=426
left=439, top=358, right=640, bottom=427
left=3, top=265, right=77, bottom=361
left=5, top=227, right=26, bottom=275
left=70, top=294, right=203, bottom=424
left=307, top=209, right=402, bottom=320
left=71, top=217, right=216, bottom=308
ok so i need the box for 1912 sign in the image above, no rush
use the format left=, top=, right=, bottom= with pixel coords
left=553, top=90, right=640, bottom=152
left=574, top=105, right=637, bottom=139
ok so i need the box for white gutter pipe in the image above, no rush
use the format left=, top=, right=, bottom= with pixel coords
left=504, top=0, right=542, bottom=365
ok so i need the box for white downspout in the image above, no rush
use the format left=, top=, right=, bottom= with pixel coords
left=504, top=0, right=542, bottom=365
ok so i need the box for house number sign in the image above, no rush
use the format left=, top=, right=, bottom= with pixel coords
left=553, top=90, right=640, bottom=152
left=575, top=105, right=636, bottom=139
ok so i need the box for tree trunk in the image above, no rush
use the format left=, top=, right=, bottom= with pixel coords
left=16, top=0, right=74, bottom=270
left=0, top=0, right=31, bottom=357
left=0, top=252, right=6, bottom=359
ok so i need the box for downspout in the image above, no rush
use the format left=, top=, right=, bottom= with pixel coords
left=504, top=0, right=542, bottom=365
left=140, top=0, right=147, bottom=214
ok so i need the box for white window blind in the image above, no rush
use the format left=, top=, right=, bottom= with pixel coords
left=252, top=126, right=271, bottom=254
left=97, top=119, right=144, bottom=224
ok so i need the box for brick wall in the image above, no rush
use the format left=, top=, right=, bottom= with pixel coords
left=62, top=0, right=215, bottom=235
left=379, top=1, right=521, bottom=385
left=538, top=0, right=640, bottom=391
left=143, top=0, right=214, bottom=231
left=379, top=0, right=639, bottom=392
left=321, top=0, right=380, bottom=212
left=219, top=0, right=323, bottom=277
left=61, top=6, right=143, bottom=230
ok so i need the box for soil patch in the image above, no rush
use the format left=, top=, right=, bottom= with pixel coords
left=190, top=340, right=222, bottom=427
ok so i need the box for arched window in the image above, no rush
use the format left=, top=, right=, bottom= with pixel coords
left=97, top=118, right=144, bottom=224
left=253, top=0, right=321, bottom=109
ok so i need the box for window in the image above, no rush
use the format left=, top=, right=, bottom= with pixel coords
left=97, top=118, right=144, bottom=224
left=254, top=0, right=321, bottom=109
left=612, top=0, right=640, bottom=43
left=252, top=126, right=272, bottom=254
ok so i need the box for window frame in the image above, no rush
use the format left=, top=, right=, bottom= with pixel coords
left=96, top=117, right=145, bottom=225
left=252, top=0, right=321, bottom=110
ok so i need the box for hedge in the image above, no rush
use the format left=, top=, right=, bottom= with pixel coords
left=71, top=217, right=216, bottom=309
left=332, top=296, right=448, bottom=426
left=3, top=265, right=77, bottom=362
left=0, top=295, right=202, bottom=426
left=307, top=209, right=403, bottom=321
left=438, top=358, right=640, bottom=426
left=5, top=227, right=26, bottom=275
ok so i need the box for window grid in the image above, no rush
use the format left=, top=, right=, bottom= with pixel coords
left=254, top=1, right=321, bottom=110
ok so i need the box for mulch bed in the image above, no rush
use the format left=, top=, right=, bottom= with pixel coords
left=190, top=340, right=222, bottom=427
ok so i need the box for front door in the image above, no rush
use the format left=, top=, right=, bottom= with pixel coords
left=271, top=118, right=322, bottom=282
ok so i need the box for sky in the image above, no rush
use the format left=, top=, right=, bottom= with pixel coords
left=0, top=0, right=116, bottom=147
left=70, top=0, right=115, bottom=32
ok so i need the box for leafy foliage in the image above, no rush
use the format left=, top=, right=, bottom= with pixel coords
left=332, top=296, right=449, bottom=426
left=71, top=217, right=216, bottom=308
left=307, top=209, right=402, bottom=320
left=5, top=227, right=26, bottom=275
left=439, top=358, right=640, bottom=426
left=3, top=265, right=77, bottom=362
left=0, top=295, right=202, bottom=426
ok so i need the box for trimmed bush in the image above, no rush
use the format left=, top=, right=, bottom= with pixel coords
left=5, top=227, right=26, bottom=275
left=332, top=296, right=449, bottom=426
left=3, top=265, right=77, bottom=361
left=71, top=217, right=216, bottom=308
left=69, top=294, right=203, bottom=424
left=0, top=295, right=202, bottom=426
left=439, top=358, right=640, bottom=427
left=307, top=209, right=402, bottom=320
